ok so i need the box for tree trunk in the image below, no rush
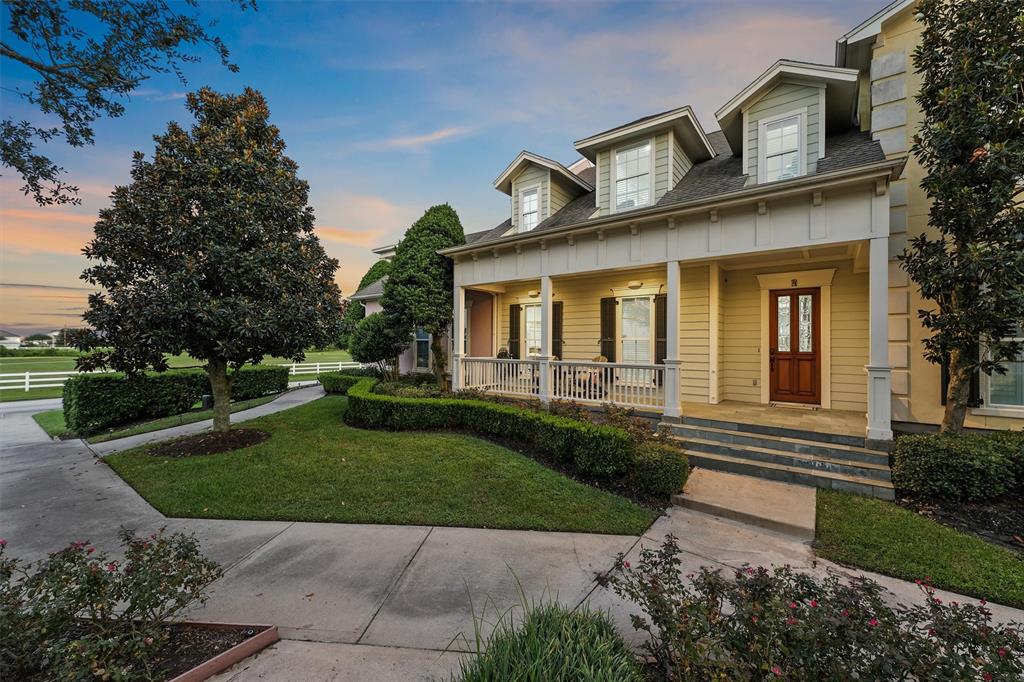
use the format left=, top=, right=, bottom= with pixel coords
left=941, top=347, right=971, bottom=434
left=430, top=336, right=448, bottom=390
left=206, top=358, right=234, bottom=433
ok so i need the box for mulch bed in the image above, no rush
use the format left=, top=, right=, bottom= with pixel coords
left=898, top=492, right=1024, bottom=555
left=150, top=429, right=270, bottom=458
left=152, top=623, right=268, bottom=679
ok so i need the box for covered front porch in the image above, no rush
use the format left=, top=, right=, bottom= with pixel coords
left=451, top=242, right=889, bottom=442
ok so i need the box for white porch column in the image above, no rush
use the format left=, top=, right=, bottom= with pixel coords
left=538, top=275, right=553, bottom=403
left=451, top=285, right=466, bottom=391
left=663, top=261, right=682, bottom=419
left=866, top=236, right=893, bottom=442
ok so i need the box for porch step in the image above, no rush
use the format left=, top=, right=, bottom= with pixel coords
left=679, top=414, right=869, bottom=448
left=671, top=469, right=817, bottom=540
left=663, top=420, right=894, bottom=500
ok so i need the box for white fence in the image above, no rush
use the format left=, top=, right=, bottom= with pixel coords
left=0, top=370, right=83, bottom=392
left=280, top=361, right=362, bottom=377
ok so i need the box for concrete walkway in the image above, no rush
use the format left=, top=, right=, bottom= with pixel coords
left=2, top=396, right=1021, bottom=681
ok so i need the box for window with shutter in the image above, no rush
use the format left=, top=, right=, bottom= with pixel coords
left=599, top=297, right=616, bottom=362
left=508, top=304, right=521, bottom=359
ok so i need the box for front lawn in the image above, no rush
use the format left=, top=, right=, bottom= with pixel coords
left=105, top=396, right=658, bottom=535
left=815, top=489, right=1024, bottom=609
left=33, top=394, right=279, bottom=442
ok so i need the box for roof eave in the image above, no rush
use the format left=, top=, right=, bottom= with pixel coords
left=493, top=152, right=594, bottom=195
left=573, top=106, right=715, bottom=162
left=440, top=157, right=906, bottom=256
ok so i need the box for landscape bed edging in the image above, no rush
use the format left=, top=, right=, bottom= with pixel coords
left=167, top=622, right=279, bottom=682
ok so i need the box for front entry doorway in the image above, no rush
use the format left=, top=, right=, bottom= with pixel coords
left=769, top=288, right=821, bottom=404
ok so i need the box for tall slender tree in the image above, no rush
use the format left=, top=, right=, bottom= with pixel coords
left=78, top=87, right=343, bottom=432
left=380, top=204, right=465, bottom=386
left=899, top=0, right=1024, bottom=433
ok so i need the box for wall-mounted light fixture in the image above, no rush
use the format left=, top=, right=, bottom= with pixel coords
left=627, top=280, right=643, bottom=289
left=527, top=290, right=540, bottom=298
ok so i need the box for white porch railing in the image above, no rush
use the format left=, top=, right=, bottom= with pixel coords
left=551, top=361, right=665, bottom=409
left=279, top=361, right=362, bottom=377
left=460, top=357, right=540, bottom=398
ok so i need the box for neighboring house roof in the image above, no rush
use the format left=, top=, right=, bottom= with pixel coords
left=493, top=151, right=594, bottom=195
left=0, top=330, right=19, bottom=338
left=350, top=276, right=387, bottom=301
left=462, top=129, right=886, bottom=247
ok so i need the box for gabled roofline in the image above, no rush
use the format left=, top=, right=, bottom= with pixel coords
left=573, top=105, right=715, bottom=162
left=441, top=157, right=906, bottom=256
left=350, top=276, right=387, bottom=301
left=715, top=60, right=859, bottom=124
left=835, top=0, right=916, bottom=65
left=493, top=151, right=594, bottom=195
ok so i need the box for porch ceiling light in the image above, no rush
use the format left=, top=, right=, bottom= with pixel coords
left=627, top=280, right=643, bottom=289
left=528, top=289, right=540, bottom=298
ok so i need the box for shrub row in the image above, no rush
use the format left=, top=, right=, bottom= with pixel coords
left=317, top=372, right=362, bottom=395
left=63, top=365, right=288, bottom=435
left=891, top=430, right=1024, bottom=501
left=344, top=378, right=689, bottom=496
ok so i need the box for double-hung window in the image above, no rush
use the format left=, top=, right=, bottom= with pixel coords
left=519, top=187, right=539, bottom=232
left=761, top=114, right=802, bottom=183
left=522, top=304, right=542, bottom=357
left=619, top=296, right=653, bottom=364
left=615, top=141, right=651, bottom=210
left=985, top=323, right=1024, bottom=408
left=414, top=328, right=430, bottom=369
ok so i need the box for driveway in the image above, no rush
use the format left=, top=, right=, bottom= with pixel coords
left=2, top=395, right=1021, bottom=681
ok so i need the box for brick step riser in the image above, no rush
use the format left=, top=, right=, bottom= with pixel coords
left=685, top=452, right=896, bottom=501
left=677, top=438, right=892, bottom=482
left=679, top=415, right=867, bottom=448
left=667, top=425, right=889, bottom=466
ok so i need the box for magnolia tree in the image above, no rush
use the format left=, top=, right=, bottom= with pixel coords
left=899, top=0, right=1024, bottom=433
left=380, top=204, right=465, bottom=387
left=348, top=312, right=406, bottom=379
left=78, top=88, right=343, bottom=432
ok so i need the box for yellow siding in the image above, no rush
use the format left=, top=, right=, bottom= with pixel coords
left=721, top=268, right=762, bottom=402
left=830, top=263, right=870, bottom=412
left=680, top=265, right=709, bottom=402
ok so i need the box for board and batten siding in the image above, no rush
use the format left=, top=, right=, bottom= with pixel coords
left=745, top=82, right=823, bottom=182
left=680, top=265, right=710, bottom=402
left=719, top=259, right=868, bottom=411
left=510, top=164, right=549, bottom=232
left=549, top=174, right=575, bottom=217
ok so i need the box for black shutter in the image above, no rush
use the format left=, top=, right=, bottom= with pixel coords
left=552, top=301, right=564, bottom=360
left=599, top=297, right=616, bottom=362
left=654, top=294, right=668, bottom=365
left=508, top=304, right=521, bottom=359
left=940, top=344, right=982, bottom=407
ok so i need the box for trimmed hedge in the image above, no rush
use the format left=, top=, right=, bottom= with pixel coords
left=63, top=365, right=288, bottom=435
left=891, top=431, right=1021, bottom=501
left=318, top=372, right=361, bottom=395
left=345, top=378, right=690, bottom=496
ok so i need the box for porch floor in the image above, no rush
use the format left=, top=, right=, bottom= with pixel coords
left=679, top=400, right=867, bottom=438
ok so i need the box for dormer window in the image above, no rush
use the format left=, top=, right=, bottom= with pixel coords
left=519, top=186, right=539, bottom=231
left=615, top=140, right=651, bottom=210
left=759, top=111, right=805, bottom=183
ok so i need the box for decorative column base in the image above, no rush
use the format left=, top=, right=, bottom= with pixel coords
left=451, top=353, right=463, bottom=392
left=663, top=359, right=682, bottom=420
left=866, top=364, right=893, bottom=443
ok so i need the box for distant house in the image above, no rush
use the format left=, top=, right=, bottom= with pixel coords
left=0, top=330, right=21, bottom=349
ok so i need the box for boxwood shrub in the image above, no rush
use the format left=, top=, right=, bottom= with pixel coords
left=628, top=443, right=691, bottom=498
left=318, top=372, right=361, bottom=395
left=891, top=431, right=1020, bottom=501
left=63, top=365, right=288, bottom=435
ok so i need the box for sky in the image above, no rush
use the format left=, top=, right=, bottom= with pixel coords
left=0, top=0, right=882, bottom=335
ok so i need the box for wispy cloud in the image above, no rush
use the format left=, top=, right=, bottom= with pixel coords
left=367, top=126, right=474, bottom=151
left=131, top=88, right=188, bottom=102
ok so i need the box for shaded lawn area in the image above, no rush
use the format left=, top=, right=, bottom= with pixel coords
left=816, top=490, right=1024, bottom=609
left=105, top=396, right=658, bottom=535
left=32, top=394, right=279, bottom=442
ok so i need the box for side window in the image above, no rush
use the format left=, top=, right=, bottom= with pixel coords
left=987, top=323, right=1024, bottom=407
left=415, top=328, right=430, bottom=369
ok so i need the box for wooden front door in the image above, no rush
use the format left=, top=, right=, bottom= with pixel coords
left=769, top=288, right=821, bottom=404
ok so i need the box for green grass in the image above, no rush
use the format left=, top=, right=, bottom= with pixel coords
left=0, top=350, right=350, bottom=402
left=32, top=394, right=279, bottom=442
left=815, top=489, right=1024, bottom=609
left=106, top=396, right=658, bottom=535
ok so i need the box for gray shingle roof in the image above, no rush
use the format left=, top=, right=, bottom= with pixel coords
left=576, top=165, right=596, bottom=186
left=470, top=128, right=885, bottom=246
left=350, top=276, right=387, bottom=300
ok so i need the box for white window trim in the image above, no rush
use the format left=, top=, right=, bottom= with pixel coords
left=413, top=329, right=432, bottom=372
left=975, top=334, right=1024, bottom=416
left=520, top=303, right=542, bottom=358
left=610, top=137, right=654, bottom=213
left=615, top=295, right=656, bottom=364
left=517, top=183, right=541, bottom=233
left=757, top=107, right=807, bottom=184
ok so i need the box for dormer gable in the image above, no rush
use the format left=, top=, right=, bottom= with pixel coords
left=493, top=151, right=593, bottom=234
left=574, top=105, right=714, bottom=216
left=715, top=60, right=859, bottom=185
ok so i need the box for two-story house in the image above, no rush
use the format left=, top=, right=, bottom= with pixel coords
left=353, top=0, right=1022, bottom=497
